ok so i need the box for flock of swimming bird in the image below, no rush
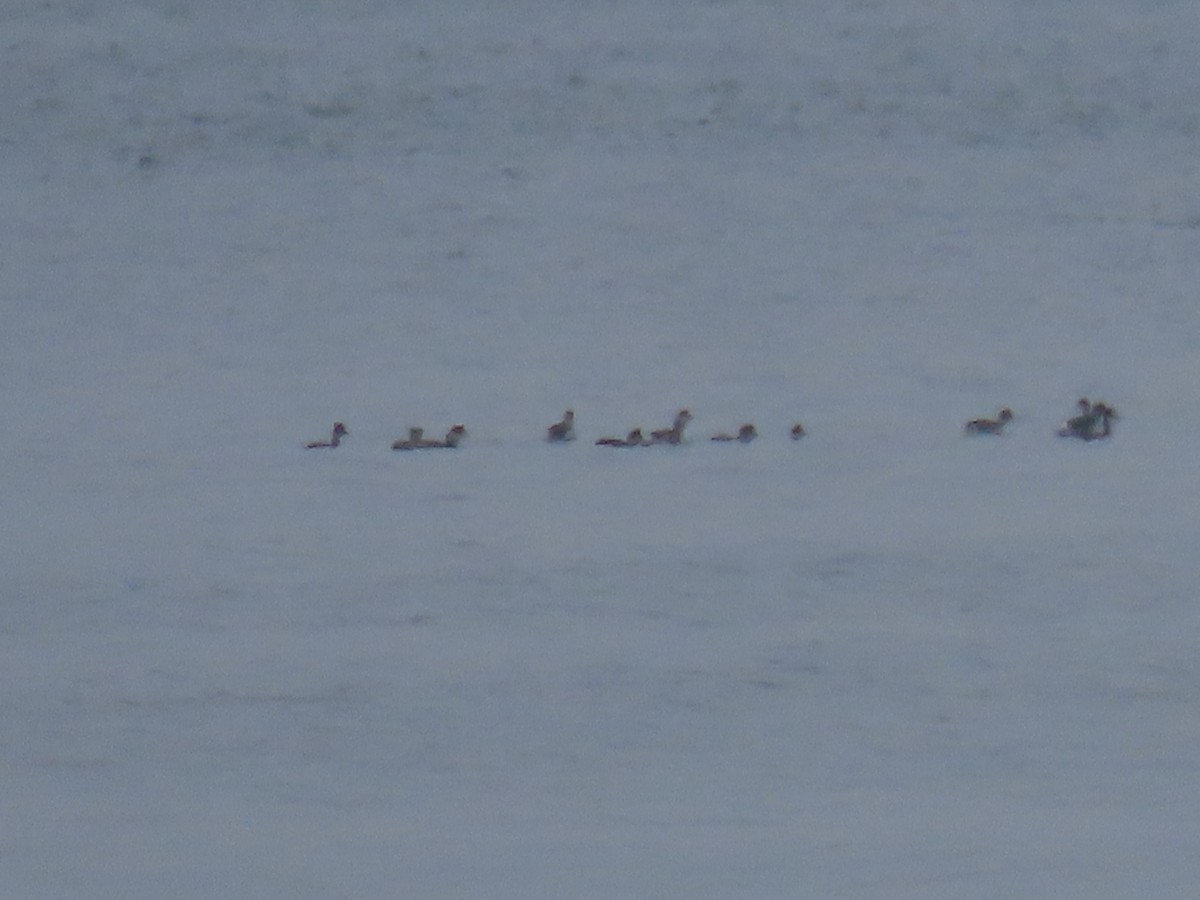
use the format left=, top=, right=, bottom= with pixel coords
left=303, top=398, right=1118, bottom=450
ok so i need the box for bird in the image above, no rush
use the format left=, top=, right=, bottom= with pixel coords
left=305, top=422, right=348, bottom=449
left=595, top=428, right=647, bottom=447
left=391, top=427, right=432, bottom=451
left=790, top=422, right=806, bottom=440
left=649, top=409, right=693, bottom=445
left=429, top=424, right=468, bottom=448
left=964, top=407, right=1014, bottom=435
left=711, top=424, right=758, bottom=443
left=546, top=410, right=576, bottom=443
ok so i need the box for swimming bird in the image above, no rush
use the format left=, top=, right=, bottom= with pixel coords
left=391, top=427, right=431, bottom=451
left=964, top=407, right=1014, bottom=435
left=546, top=410, right=576, bottom=443
left=305, top=422, right=348, bottom=449
left=595, top=428, right=646, bottom=447
left=649, top=409, right=693, bottom=445
left=711, top=424, right=757, bottom=443
left=429, top=424, right=468, bottom=448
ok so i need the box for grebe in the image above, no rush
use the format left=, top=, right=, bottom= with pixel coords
left=649, top=409, right=693, bottom=445
left=305, top=422, right=348, bottom=449
left=391, top=427, right=430, bottom=451
left=964, top=407, right=1014, bottom=435
left=711, top=424, right=757, bottom=443
left=430, top=424, right=468, bottom=448
left=595, top=428, right=646, bottom=447
left=546, top=410, right=576, bottom=443
left=790, top=423, right=806, bottom=440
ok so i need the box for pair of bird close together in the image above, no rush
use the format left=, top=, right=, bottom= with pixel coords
left=389, top=425, right=467, bottom=451
left=591, top=408, right=692, bottom=447
left=964, top=398, right=1118, bottom=441
left=1056, top=399, right=1118, bottom=441
left=303, top=422, right=466, bottom=450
